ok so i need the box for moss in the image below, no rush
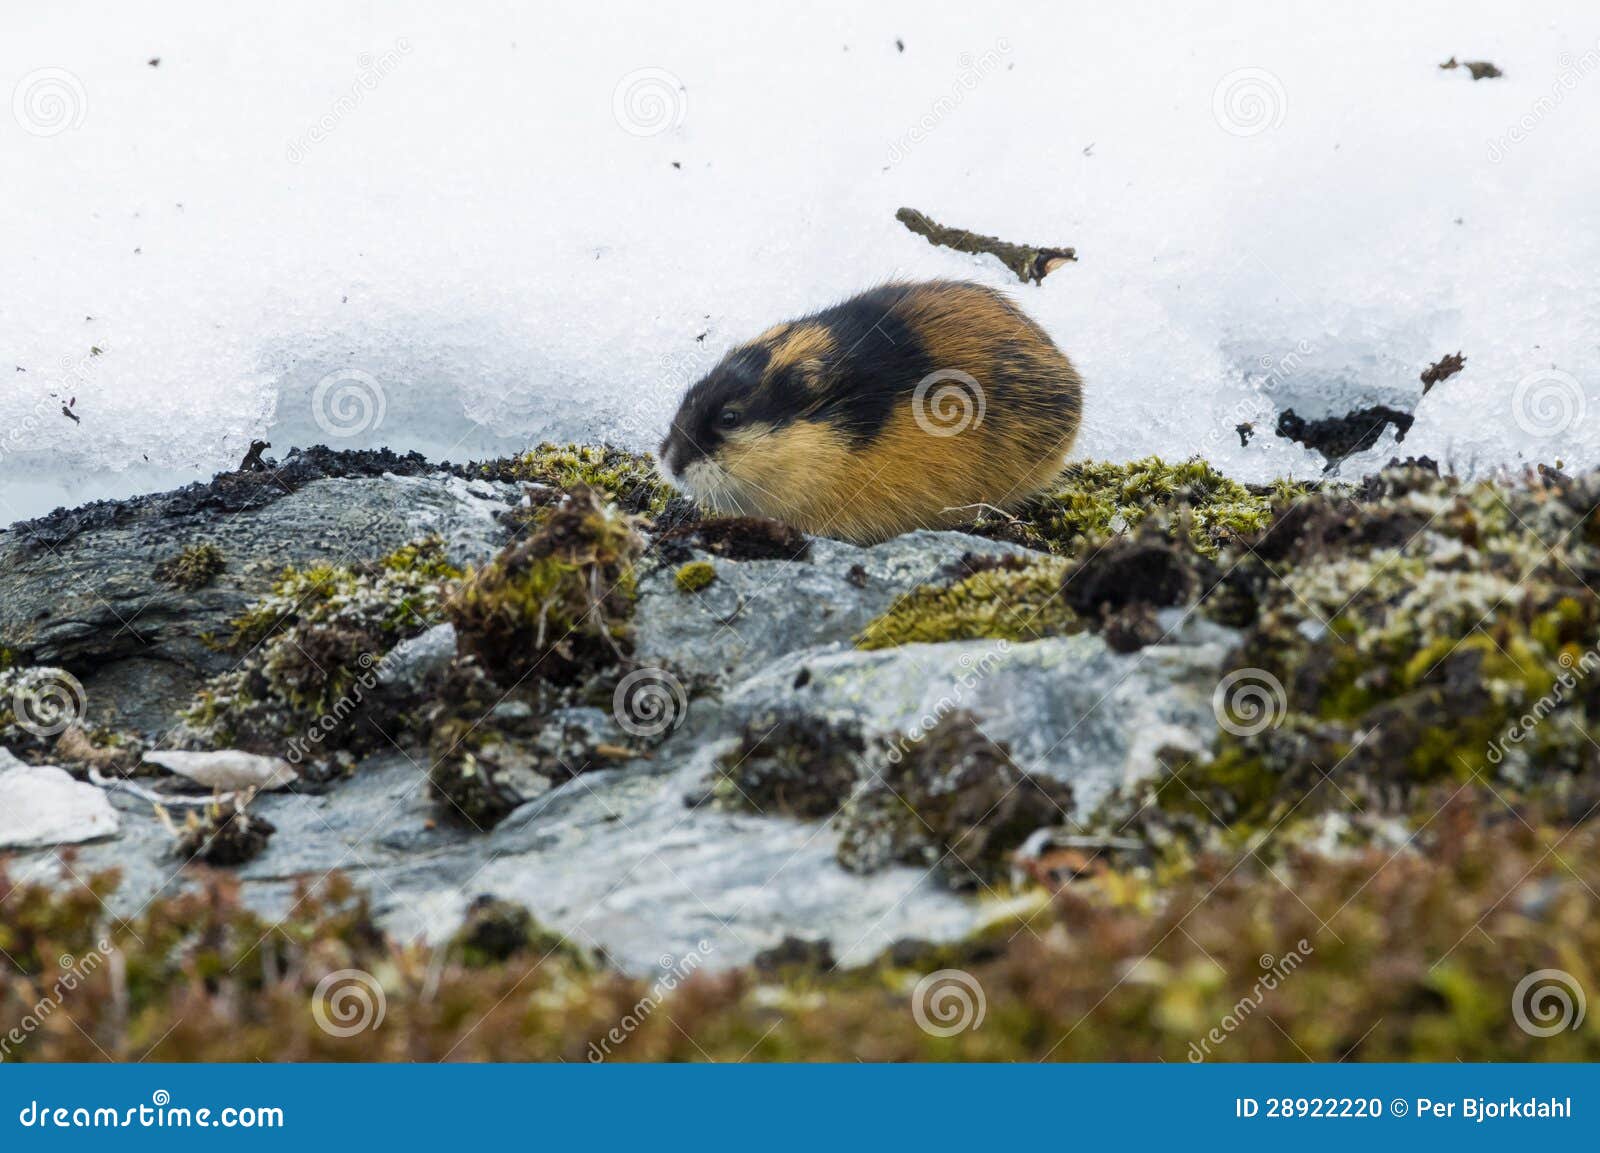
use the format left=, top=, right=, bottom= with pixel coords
left=154, top=543, right=225, bottom=590
left=968, top=456, right=1283, bottom=557
left=165, top=798, right=276, bottom=866
left=450, top=486, right=643, bottom=686
left=477, top=443, right=672, bottom=517
left=836, top=713, right=1073, bottom=889
left=674, top=560, right=717, bottom=593
left=9, top=792, right=1596, bottom=1061
left=180, top=537, right=462, bottom=755
left=701, top=710, right=866, bottom=818
left=856, top=557, right=1074, bottom=649
left=452, top=896, right=594, bottom=969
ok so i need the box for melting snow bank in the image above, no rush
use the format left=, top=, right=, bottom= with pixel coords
left=5, top=3, right=1600, bottom=522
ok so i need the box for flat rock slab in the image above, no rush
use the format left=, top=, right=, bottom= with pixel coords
left=0, top=471, right=517, bottom=730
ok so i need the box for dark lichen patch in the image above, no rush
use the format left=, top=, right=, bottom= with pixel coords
left=471, top=443, right=673, bottom=518
left=450, top=486, right=644, bottom=687
left=855, top=557, right=1074, bottom=649
left=674, top=560, right=717, bottom=593
left=965, top=457, right=1281, bottom=557
left=154, top=543, right=225, bottom=590
left=1276, top=405, right=1415, bottom=470
left=659, top=515, right=810, bottom=562
left=166, top=798, right=276, bottom=866
left=836, top=713, right=1072, bottom=889
left=699, top=710, right=867, bottom=819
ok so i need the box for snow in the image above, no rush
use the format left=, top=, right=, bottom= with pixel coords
left=3, top=1, right=1598, bottom=524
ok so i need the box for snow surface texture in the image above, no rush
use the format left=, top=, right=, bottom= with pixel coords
left=3, top=2, right=1598, bottom=523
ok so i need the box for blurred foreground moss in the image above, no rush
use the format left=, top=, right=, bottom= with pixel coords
left=3, top=792, right=1596, bottom=1062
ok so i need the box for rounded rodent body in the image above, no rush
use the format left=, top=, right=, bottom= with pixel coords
left=658, top=280, right=1083, bottom=543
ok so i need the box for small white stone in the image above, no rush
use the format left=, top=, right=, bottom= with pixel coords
left=143, top=749, right=298, bottom=791
left=0, top=756, right=121, bottom=848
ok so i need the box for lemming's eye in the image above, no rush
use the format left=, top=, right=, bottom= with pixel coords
left=717, top=408, right=740, bottom=429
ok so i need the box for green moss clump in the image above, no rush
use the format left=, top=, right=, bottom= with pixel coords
left=674, top=560, right=717, bottom=593
left=154, top=543, right=225, bottom=590
left=971, top=456, right=1283, bottom=557
left=478, top=443, right=673, bottom=517
left=180, top=537, right=462, bottom=754
left=856, top=557, right=1074, bottom=650
left=451, top=486, right=644, bottom=686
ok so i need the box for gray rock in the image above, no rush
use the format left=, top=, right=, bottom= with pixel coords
left=377, top=622, right=458, bottom=692
left=634, top=530, right=1035, bottom=681
left=0, top=471, right=515, bottom=730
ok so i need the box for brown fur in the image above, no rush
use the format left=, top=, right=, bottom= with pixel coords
left=666, top=281, right=1083, bottom=543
